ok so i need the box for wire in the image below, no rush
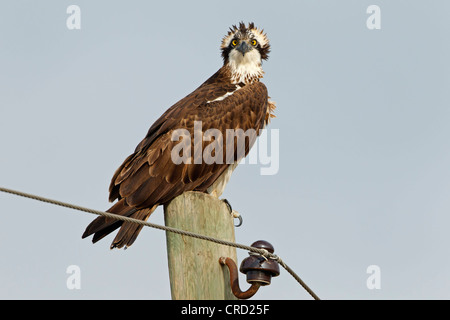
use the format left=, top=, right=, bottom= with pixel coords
left=0, top=186, right=320, bottom=300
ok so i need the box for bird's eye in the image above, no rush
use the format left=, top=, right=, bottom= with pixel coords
left=251, top=39, right=257, bottom=46
left=231, top=39, right=238, bottom=47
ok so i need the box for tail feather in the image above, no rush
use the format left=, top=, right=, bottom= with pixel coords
left=82, top=199, right=131, bottom=239
left=91, top=220, right=122, bottom=243
left=110, top=206, right=156, bottom=249
left=82, top=198, right=157, bottom=249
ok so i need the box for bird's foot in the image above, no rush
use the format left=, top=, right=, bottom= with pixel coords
left=222, top=199, right=243, bottom=227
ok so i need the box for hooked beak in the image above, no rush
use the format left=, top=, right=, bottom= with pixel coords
left=236, top=41, right=251, bottom=56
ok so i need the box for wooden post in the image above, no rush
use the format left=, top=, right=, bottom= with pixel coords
left=164, top=191, right=238, bottom=300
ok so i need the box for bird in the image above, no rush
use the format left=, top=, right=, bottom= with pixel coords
left=82, top=22, right=276, bottom=249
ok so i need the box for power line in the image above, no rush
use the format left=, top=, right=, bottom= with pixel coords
left=0, top=186, right=320, bottom=300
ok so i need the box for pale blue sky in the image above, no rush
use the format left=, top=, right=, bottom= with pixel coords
left=1, top=0, right=450, bottom=299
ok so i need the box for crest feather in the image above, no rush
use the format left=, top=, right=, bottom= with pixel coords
left=220, top=22, right=270, bottom=62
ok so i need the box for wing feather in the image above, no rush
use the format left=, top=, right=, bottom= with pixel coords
left=112, top=81, right=269, bottom=207
left=88, top=69, right=269, bottom=247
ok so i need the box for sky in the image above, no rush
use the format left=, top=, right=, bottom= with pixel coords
left=1, top=0, right=450, bottom=300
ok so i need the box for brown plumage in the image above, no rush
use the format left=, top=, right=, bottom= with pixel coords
left=82, top=22, right=275, bottom=249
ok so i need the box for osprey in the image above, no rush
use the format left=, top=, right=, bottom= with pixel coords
left=82, top=22, right=276, bottom=249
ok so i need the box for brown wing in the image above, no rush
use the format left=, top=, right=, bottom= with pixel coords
left=83, top=76, right=268, bottom=248
left=110, top=80, right=268, bottom=207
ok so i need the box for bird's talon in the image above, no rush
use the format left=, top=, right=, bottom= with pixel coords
left=222, top=199, right=243, bottom=227
left=222, top=199, right=233, bottom=213
left=234, top=213, right=243, bottom=227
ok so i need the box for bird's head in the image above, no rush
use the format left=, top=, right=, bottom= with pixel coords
left=221, top=22, right=270, bottom=84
